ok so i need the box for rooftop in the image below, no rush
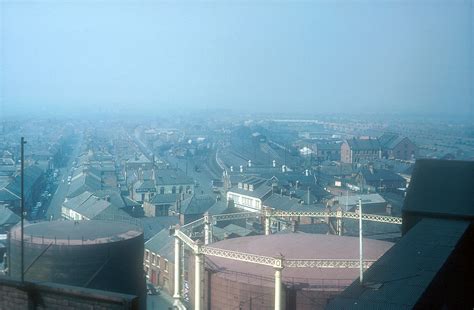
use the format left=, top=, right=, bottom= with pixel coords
left=10, top=220, right=142, bottom=245
left=207, top=233, right=393, bottom=284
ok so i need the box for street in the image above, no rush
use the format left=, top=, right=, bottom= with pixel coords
left=45, top=133, right=83, bottom=220
left=147, top=292, right=174, bottom=310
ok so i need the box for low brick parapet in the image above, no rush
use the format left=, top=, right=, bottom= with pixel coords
left=0, top=276, right=139, bottom=309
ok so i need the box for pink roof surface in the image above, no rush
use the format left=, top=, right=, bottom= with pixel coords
left=206, top=233, right=393, bottom=287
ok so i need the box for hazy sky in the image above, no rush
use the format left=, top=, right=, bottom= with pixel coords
left=0, top=0, right=472, bottom=117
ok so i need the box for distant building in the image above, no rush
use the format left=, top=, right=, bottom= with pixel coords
left=0, top=165, right=45, bottom=214
left=179, top=194, right=223, bottom=225
left=328, top=193, right=388, bottom=213
left=154, top=168, right=194, bottom=195
left=356, top=166, right=407, bottom=192
left=328, top=159, right=474, bottom=309
left=341, top=138, right=381, bottom=164
left=226, top=177, right=272, bottom=212
left=379, top=133, right=418, bottom=160
left=143, top=193, right=178, bottom=217
left=61, top=190, right=129, bottom=220
left=314, top=142, right=342, bottom=161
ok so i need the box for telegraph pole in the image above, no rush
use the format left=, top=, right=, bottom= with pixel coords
left=358, top=198, right=363, bottom=284
left=20, top=137, right=27, bottom=282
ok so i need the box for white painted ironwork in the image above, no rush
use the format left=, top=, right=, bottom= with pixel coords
left=344, top=212, right=402, bottom=224
left=284, top=258, right=374, bottom=269
left=270, top=210, right=402, bottom=224
left=181, top=218, right=205, bottom=232
left=213, top=211, right=258, bottom=222
left=175, top=229, right=198, bottom=252
left=200, top=246, right=277, bottom=267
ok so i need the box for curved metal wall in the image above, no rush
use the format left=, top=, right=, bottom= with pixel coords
left=9, top=232, right=146, bottom=309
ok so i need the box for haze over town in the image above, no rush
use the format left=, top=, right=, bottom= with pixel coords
left=0, top=1, right=473, bottom=310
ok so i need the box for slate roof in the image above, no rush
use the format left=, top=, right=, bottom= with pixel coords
left=134, top=179, right=157, bottom=192
left=316, top=142, right=342, bottom=151
left=145, top=229, right=175, bottom=262
left=0, top=205, right=20, bottom=226
left=379, top=133, right=408, bottom=149
left=360, top=168, right=406, bottom=183
left=154, top=168, right=193, bottom=186
left=346, top=138, right=381, bottom=151
left=263, top=194, right=303, bottom=211
left=229, top=184, right=273, bottom=200
left=330, top=193, right=386, bottom=210
left=67, top=172, right=102, bottom=198
left=5, top=165, right=44, bottom=198
left=63, top=191, right=112, bottom=219
left=181, top=194, right=216, bottom=215
left=126, top=154, right=151, bottom=164
left=150, top=194, right=177, bottom=205
left=206, top=200, right=228, bottom=215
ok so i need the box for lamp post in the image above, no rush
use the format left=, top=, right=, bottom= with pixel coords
left=20, top=137, right=27, bottom=282
left=358, top=198, right=363, bottom=284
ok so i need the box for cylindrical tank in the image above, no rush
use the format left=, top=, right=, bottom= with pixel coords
left=9, top=220, right=146, bottom=308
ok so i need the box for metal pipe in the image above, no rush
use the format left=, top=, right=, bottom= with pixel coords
left=194, top=253, right=202, bottom=310
left=359, top=198, right=363, bottom=284
left=274, top=267, right=282, bottom=310
left=265, top=216, right=270, bottom=236
left=173, top=237, right=181, bottom=301
left=20, top=137, right=26, bottom=282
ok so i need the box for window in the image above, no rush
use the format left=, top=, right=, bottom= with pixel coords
left=160, top=187, right=165, bottom=194
left=156, top=255, right=160, bottom=268
left=151, top=253, right=155, bottom=265
left=172, top=186, right=176, bottom=194
left=145, top=250, right=149, bottom=262
left=164, top=260, right=168, bottom=272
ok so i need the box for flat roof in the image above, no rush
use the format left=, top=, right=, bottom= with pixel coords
left=403, top=159, right=474, bottom=219
left=206, top=233, right=393, bottom=286
left=326, top=218, right=470, bottom=309
left=10, top=220, right=142, bottom=245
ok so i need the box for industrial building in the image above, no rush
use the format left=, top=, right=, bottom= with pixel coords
left=8, top=220, right=146, bottom=309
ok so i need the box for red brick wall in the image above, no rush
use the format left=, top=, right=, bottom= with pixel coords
left=341, top=142, right=351, bottom=163
left=0, top=277, right=138, bottom=310
left=391, top=137, right=417, bottom=160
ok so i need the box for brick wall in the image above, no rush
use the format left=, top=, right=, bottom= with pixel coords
left=0, top=276, right=139, bottom=310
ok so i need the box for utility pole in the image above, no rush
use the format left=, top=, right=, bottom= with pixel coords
left=358, top=198, right=363, bottom=284
left=20, top=137, right=27, bottom=282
